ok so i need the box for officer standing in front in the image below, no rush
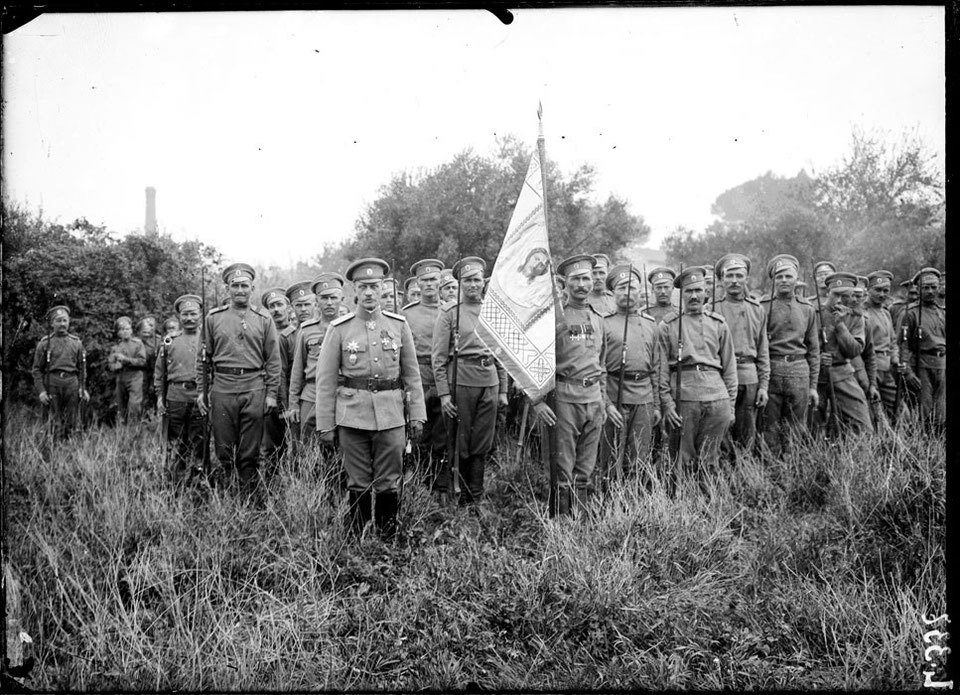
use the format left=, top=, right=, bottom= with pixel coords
left=658, top=266, right=737, bottom=475
left=315, top=258, right=426, bottom=539
left=32, top=305, right=89, bottom=440
left=402, top=258, right=448, bottom=494
left=599, top=264, right=661, bottom=488
left=197, top=263, right=282, bottom=492
left=155, top=294, right=205, bottom=484
left=531, top=254, right=608, bottom=517
left=711, top=254, right=769, bottom=453
left=432, top=257, right=508, bottom=506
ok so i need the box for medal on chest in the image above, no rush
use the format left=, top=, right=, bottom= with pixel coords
left=380, top=329, right=399, bottom=359
left=365, top=319, right=377, bottom=332
left=346, top=340, right=360, bottom=365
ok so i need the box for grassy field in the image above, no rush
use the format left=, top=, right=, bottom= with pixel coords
left=3, top=407, right=946, bottom=690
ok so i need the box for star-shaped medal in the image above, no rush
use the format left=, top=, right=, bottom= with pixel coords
left=346, top=340, right=360, bottom=352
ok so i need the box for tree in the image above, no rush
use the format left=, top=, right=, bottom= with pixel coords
left=344, top=135, right=651, bottom=279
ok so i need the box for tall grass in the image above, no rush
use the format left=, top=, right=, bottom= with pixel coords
left=4, top=407, right=945, bottom=690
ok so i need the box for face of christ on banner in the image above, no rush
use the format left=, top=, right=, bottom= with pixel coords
left=500, top=245, right=553, bottom=309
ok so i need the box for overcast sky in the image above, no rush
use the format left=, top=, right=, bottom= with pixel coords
left=3, top=7, right=944, bottom=266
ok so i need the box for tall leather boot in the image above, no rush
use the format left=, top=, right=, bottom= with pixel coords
left=347, top=490, right=372, bottom=537
left=556, top=486, right=572, bottom=517
left=374, top=490, right=400, bottom=541
left=468, top=455, right=486, bottom=504
left=457, top=456, right=473, bottom=506
left=573, top=484, right=591, bottom=518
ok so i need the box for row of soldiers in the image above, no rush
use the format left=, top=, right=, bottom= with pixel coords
left=31, top=251, right=945, bottom=530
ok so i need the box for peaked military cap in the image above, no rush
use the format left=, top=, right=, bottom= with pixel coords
left=404, top=276, right=420, bottom=293
left=453, top=256, right=486, bottom=281
left=557, top=254, right=596, bottom=278
left=795, top=281, right=808, bottom=289
left=855, top=276, right=869, bottom=289
left=813, top=260, right=837, bottom=275
left=912, top=267, right=941, bottom=285
left=767, top=254, right=800, bottom=278
left=674, top=266, right=708, bottom=289
left=285, top=281, right=315, bottom=302
left=439, top=268, right=457, bottom=289
left=261, top=287, right=288, bottom=307
left=606, top=264, right=643, bottom=291
left=116, top=316, right=133, bottom=328
left=382, top=277, right=400, bottom=289
left=174, top=294, right=202, bottom=313
left=222, top=262, right=255, bottom=283
left=46, top=304, right=70, bottom=321
left=346, top=258, right=390, bottom=282
left=592, top=253, right=611, bottom=270
left=866, top=270, right=894, bottom=288
left=312, top=272, right=345, bottom=295
left=825, top=271, right=858, bottom=292
left=410, top=258, right=445, bottom=277
left=647, top=266, right=676, bottom=285
left=715, top=253, right=750, bottom=278
left=900, top=279, right=914, bottom=288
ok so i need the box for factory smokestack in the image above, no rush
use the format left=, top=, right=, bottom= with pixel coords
left=144, top=186, right=158, bottom=235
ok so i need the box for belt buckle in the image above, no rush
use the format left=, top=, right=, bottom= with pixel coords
left=582, top=377, right=593, bottom=388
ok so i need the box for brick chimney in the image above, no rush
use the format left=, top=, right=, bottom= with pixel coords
left=145, top=186, right=158, bottom=234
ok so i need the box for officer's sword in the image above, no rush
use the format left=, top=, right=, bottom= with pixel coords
left=612, top=265, right=633, bottom=484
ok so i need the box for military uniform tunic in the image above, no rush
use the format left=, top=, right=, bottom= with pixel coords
left=587, top=289, right=616, bottom=316
left=31, top=333, right=86, bottom=439
left=657, top=310, right=737, bottom=468
left=814, top=306, right=871, bottom=434
left=263, top=323, right=298, bottom=458
left=863, top=303, right=899, bottom=421
left=599, top=309, right=660, bottom=482
left=403, top=299, right=446, bottom=481
left=315, top=307, right=426, bottom=493
left=546, top=301, right=608, bottom=495
left=899, top=301, right=945, bottom=428
left=761, top=295, right=820, bottom=456
left=713, top=295, right=771, bottom=451
left=645, top=303, right=678, bottom=324
left=289, top=318, right=331, bottom=439
left=198, top=304, right=282, bottom=486
left=154, top=331, right=204, bottom=482
left=111, top=336, right=147, bottom=422
left=432, top=299, right=507, bottom=501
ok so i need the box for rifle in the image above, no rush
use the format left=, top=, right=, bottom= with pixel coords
left=393, top=277, right=412, bottom=459
left=892, top=322, right=907, bottom=425
left=613, top=265, right=633, bottom=479
left=200, top=266, right=212, bottom=475
left=812, top=268, right=841, bottom=437
left=159, top=336, right=171, bottom=466
left=77, top=340, right=87, bottom=431
left=448, top=267, right=462, bottom=506
left=642, top=264, right=649, bottom=312
left=515, top=399, right=530, bottom=467
left=674, top=263, right=684, bottom=426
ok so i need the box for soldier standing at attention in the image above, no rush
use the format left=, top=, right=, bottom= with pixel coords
left=863, top=270, right=900, bottom=423
left=402, top=259, right=448, bottom=495
left=598, top=264, right=661, bottom=487
left=658, top=266, right=737, bottom=474
left=32, top=305, right=89, bottom=439
left=531, top=254, right=608, bottom=517
left=645, top=267, right=678, bottom=324
left=138, top=316, right=160, bottom=419
left=260, top=286, right=296, bottom=470
left=439, top=270, right=459, bottom=305
left=899, top=267, right=945, bottom=432
left=289, top=272, right=345, bottom=448
left=587, top=253, right=616, bottom=315
left=155, top=294, right=205, bottom=484
left=888, top=280, right=916, bottom=328
left=197, top=263, right=282, bottom=492
left=315, top=258, right=426, bottom=538
left=711, top=254, right=770, bottom=453
left=848, top=276, right=880, bottom=425
left=109, top=316, right=147, bottom=424
left=432, top=257, right=508, bottom=506
left=807, top=261, right=836, bottom=304
left=405, top=277, right=422, bottom=304
left=813, top=271, right=871, bottom=435
left=760, top=255, right=820, bottom=457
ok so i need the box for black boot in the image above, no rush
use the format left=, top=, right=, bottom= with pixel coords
left=556, top=486, right=572, bottom=517
left=457, top=456, right=473, bottom=506
left=573, top=485, right=591, bottom=518
left=374, top=490, right=400, bottom=541
left=347, top=490, right=372, bottom=537
left=468, top=455, right=486, bottom=504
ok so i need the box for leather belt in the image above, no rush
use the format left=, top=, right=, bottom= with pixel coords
left=556, top=373, right=600, bottom=388
left=770, top=353, right=805, bottom=363
left=214, top=366, right=261, bottom=376
left=170, top=381, right=197, bottom=389
left=921, top=348, right=946, bottom=357
left=671, top=363, right=721, bottom=372
left=342, top=376, right=403, bottom=392
left=607, top=370, right=652, bottom=382
left=48, top=370, right=77, bottom=379
left=873, top=349, right=889, bottom=356
left=828, top=359, right=848, bottom=367
left=459, top=354, right=495, bottom=367
left=735, top=355, right=756, bottom=364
